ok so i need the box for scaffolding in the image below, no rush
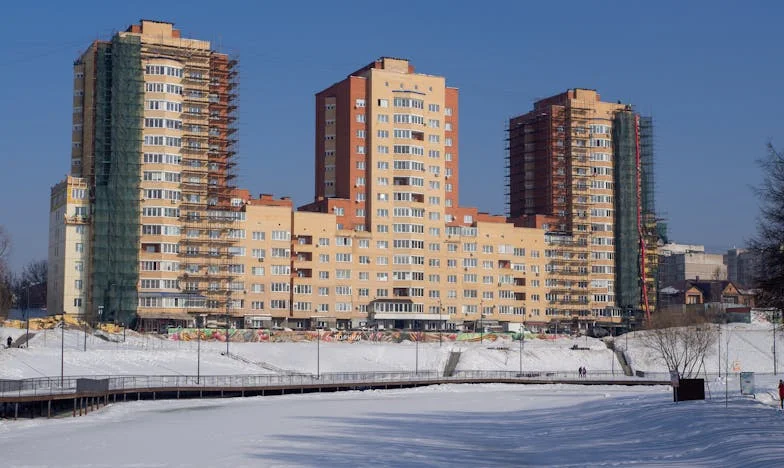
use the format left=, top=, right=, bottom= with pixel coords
left=175, top=51, right=241, bottom=328
left=90, top=34, right=143, bottom=327
left=639, top=116, right=657, bottom=316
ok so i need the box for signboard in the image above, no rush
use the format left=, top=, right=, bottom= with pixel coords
left=732, top=360, right=741, bottom=372
left=670, top=370, right=680, bottom=388
left=739, top=372, right=755, bottom=395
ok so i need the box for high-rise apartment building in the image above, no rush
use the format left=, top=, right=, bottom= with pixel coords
left=49, top=27, right=635, bottom=333
left=49, top=20, right=239, bottom=327
left=300, top=57, right=548, bottom=331
left=506, top=89, right=657, bottom=321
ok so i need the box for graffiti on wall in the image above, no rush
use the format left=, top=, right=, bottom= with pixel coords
left=166, top=329, right=552, bottom=343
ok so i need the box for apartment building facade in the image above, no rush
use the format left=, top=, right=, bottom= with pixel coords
left=47, top=176, right=90, bottom=317
left=49, top=28, right=633, bottom=332
left=507, top=89, right=658, bottom=324
left=49, top=20, right=240, bottom=327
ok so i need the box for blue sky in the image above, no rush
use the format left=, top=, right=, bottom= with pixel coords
left=0, top=1, right=781, bottom=272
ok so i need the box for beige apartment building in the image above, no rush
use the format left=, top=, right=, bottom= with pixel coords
left=48, top=23, right=623, bottom=332
left=47, top=176, right=90, bottom=317
left=50, top=20, right=240, bottom=329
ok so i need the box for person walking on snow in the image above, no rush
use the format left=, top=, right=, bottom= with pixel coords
left=778, top=380, right=784, bottom=409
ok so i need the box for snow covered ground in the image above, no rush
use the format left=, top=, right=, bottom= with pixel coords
left=2, top=383, right=784, bottom=467
left=622, top=322, right=781, bottom=376
left=0, top=327, right=620, bottom=379
left=2, top=325, right=784, bottom=466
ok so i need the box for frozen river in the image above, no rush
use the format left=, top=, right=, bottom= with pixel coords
left=1, top=383, right=783, bottom=467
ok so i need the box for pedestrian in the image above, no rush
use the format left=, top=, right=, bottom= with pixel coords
left=778, top=380, right=784, bottom=409
left=583, top=367, right=587, bottom=378
left=6, top=336, right=12, bottom=348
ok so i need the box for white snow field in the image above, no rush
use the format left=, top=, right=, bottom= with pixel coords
left=0, top=327, right=622, bottom=379
left=624, top=322, right=782, bottom=375
left=2, top=383, right=784, bottom=467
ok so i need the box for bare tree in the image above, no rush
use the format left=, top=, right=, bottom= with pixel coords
left=638, top=310, right=718, bottom=378
left=22, top=260, right=47, bottom=286
left=749, top=143, right=784, bottom=308
left=13, top=260, right=47, bottom=308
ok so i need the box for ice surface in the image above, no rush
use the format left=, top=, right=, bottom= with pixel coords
left=1, top=384, right=783, bottom=467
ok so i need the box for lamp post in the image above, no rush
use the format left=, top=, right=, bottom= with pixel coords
left=60, top=316, right=65, bottom=387
left=25, top=281, right=40, bottom=348
left=479, top=301, right=484, bottom=344
left=717, top=322, right=721, bottom=378
left=316, top=323, right=321, bottom=379
left=196, top=315, right=202, bottom=384
left=519, top=327, right=524, bottom=376
left=415, top=321, right=420, bottom=375
left=774, top=310, right=779, bottom=375
left=438, top=300, right=443, bottom=347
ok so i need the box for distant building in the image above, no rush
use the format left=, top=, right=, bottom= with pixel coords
left=658, top=279, right=755, bottom=323
left=658, top=243, right=726, bottom=289
left=659, top=279, right=753, bottom=308
left=724, top=248, right=757, bottom=289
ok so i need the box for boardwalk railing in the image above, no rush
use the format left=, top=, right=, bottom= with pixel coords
left=0, top=370, right=670, bottom=400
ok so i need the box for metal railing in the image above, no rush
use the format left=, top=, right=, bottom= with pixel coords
left=0, top=370, right=669, bottom=399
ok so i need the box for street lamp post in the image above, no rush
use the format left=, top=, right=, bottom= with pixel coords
left=519, top=328, right=524, bottom=376
left=60, top=317, right=65, bottom=387
left=479, top=301, right=484, bottom=344
left=415, top=322, right=419, bottom=375
left=226, top=292, right=231, bottom=356
left=316, top=324, right=321, bottom=379
left=438, top=301, right=443, bottom=347
left=774, top=310, right=779, bottom=375
left=196, top=315, right=202, bottom=385
left=718, top=319, right=723, bottom=378
left=25, top=281, right=40, bottom=348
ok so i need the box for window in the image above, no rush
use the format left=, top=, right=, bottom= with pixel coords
left=74, top=280, right=83, bottom=290
left=75, top=243, right=84, bottom=253
left=73, top=298, right=82, bottom=307
left=271, top=230, right=290, bottom=241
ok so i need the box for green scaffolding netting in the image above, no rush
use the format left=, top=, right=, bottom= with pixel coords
left=613, top=111, right=641, bottom=310
left=91, top=35, right=143, bottom=327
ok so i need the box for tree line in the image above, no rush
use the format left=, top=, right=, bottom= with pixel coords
left=0, top=227, right=47, bottom=316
